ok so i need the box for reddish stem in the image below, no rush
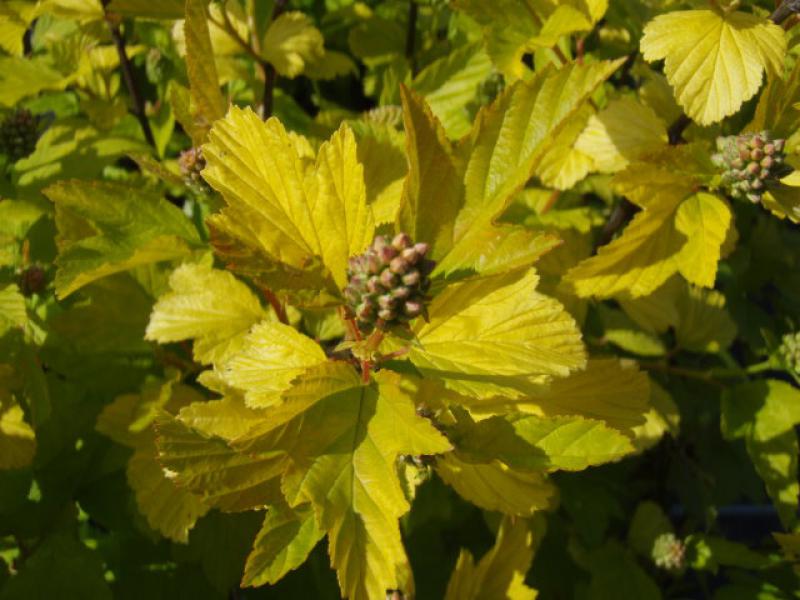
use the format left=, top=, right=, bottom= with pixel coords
left=262, top=288, right=288, bottom=324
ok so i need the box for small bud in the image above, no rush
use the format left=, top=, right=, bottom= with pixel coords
left=731, top=158, right=744, bottom=170
left=365, top=253, right=381, bottom=274
left=378, top=294, right=396, bottom=310
left=392, top=286, right=411, bottom=300
left=746, top=162, right=761, bottom=176
left=378, top=308, right=395, bottom=321
left=401, top=247, right=419, bottom=264
left=392, top=233, right=412, bottom=250
left=414, top=242, right=429, bottom=256
left=390, top=256, right=408, bottom=274
left=751, top=135, right=765, bottom=149
left=404, top=300, right=423, bottom=317
left=367, top=276, right=382, bottom=294
left=380, top=269, right=397, bottom=288
left=402, top=270, right=420, bottom=286
left=774, top=139, right=786, bottom=153
left=751, top=148, right=764, bottom=161
left=761, top=156, right=774, bottom=170
left=356, top=302, right=374, bottom=320
left=378, top=245, right=398, bottom=263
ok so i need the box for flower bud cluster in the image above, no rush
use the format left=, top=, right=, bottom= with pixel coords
left=344, top=233, right=434, bottom=331
left=712, top=131, right=788, bottom=204
left=0, top=108, right=42, bottom=163
left=651, top=533, right=686, bottom=573
left=779, top=331, right=800, bottom=376
left=178, top=147, right=211, bottom=194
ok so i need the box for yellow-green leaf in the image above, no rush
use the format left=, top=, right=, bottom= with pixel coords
left=674, top=286, right=736, bottom=353
left=203, top=108, right=374, bottom=303
left=146, top=262, right=269, bottom=365
left=242, top=504, right=324, bottom=587
left=445, top=516, right=540, bottom=600
left=280, top=373, right=451, bottom=600
left=127, top=437, right=210, bottom=543
left=220, top=321, right=328, bottom=409
left=641, top=9, right=786, bottom=125
left=436, top=454, right=555, bottom=516
left=261, top=12, right=324, bottom=79
left=184, top=0, right=226, bottom=138
left=0, top=399, right=36, bottom=470
left=409, top=269, right=585, bottom=400
left=674, top=193, right=732, bottom=288
left=574, top=97, right=668, bottom=173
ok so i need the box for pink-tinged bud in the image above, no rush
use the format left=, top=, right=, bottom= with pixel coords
left=378, top=308, right=395, bottom=321
left=373, top=235, right=389, bottom=253
left=751, top=179, right=764, bottom=190
left=401, top=247, right=419, bottom=263
left=751, top=135, right=765, bottom=149
left=746, top=162, right=761, bottom=176
left=774, top=139, right=786, bottom=153
left=390, top=256, right=408, bottom=274
left=378, top=245, right=398, bottom=263
left=392, top=286, right=411, bottom=300
left=366, top=253, right=381, bottom=273
left=402, top=271, right=420, bottom=286
left=367, top=276, right=382, bottom=294
left=404, top=300, right=423, bottom=317
left=764, top=143, right=775, bottom=155
left=413, top=242, right=429, bottom=256
left=751, top=148, right=764, bottom=161
left=731, top=158, right=744, bottom=170
left=760, top=169, right=770, bottom=179
left=761, top=156, right=774, bottom=170
left=378, top=294, right=396, bottom=309
left=380, top=269, right=397, bottom=287
left=392, top=233, right=412, bottom=250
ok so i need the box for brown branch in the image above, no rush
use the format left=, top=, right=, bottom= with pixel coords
left=405, top=0, right=419, bottom=76
left=667, top=113, right=692, bottom=145
left=102, top=10, right=156, bottom=149
left=261, top=0, right=289, bottom=119
left=771, top=0, right=800, bottom=24
left=262, top=288, right=288, bottom=324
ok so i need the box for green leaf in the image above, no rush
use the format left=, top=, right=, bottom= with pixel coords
left=686, top=534, right=775, bottom=573
left=220, top=321, right=328, bottom=408
left=184, top=0, right=226, bottom=138
left=0, top=531, right=112, bottom=600
left=106, top=0, right=184, bottom=19
left=203, top=108, right=375, bottom=304
left=280, top=372, right=451, bottom=600
left=146, top=261, right=269, bottom=364
left=408, top=269, right=585, bottom=399
left=0, top=56, right=66, bottom=107
left=721, top=380, right=800, bottom=528
left=242, top=503, right=324, bottom=587
left=45, top=180, right=202, bottom=298
left=641, top=9, right=785, bottom=125
left=674, top=286, right=736, bottom=353
left=435, top=454, right=555, bottom=516
left=584, top=541, right=661, bottom=600
left=444, top=516, right=540, bottom=600
left=627, top=501, right=673, bottom=558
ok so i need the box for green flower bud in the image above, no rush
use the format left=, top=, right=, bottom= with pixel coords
left=651, top=533, right=686, bottom=573
left=713, top=131, right=788, bottom=204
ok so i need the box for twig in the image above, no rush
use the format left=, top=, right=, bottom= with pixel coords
left=667, top=113, right=692, bottom=145
left=262, top=288, right=288, bottom=324
left=771, top=0, right=800, bottom=25
left=102, top=8, right=156, bottom=149
left=261, top=0, right=289, bottom=119
left=405, top=0, right=419, bottom=76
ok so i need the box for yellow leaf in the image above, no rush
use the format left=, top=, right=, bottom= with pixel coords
left=675, top=286, right=736, bottom=353
left=436, top=454, right=555, bottom=516
left=146, top=262, right=269, bottom=365
left=641, top=9, right=786, bottom=125
left=261, top=12, right=324, bottom=78
left=674, top=193, right=732, bottom=288
left=631, top=380, right=680, bottom=453
left=445, top=516, right=540, bottom=600
left=534, top=104, right=594, bottom=191
left=574, top=97, right=668, bottom=173
left=203, top=107, right=375, bottom=302
left=220, top=321, right=328, bottom=409
left=409, top=269, right=586, bottom=400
